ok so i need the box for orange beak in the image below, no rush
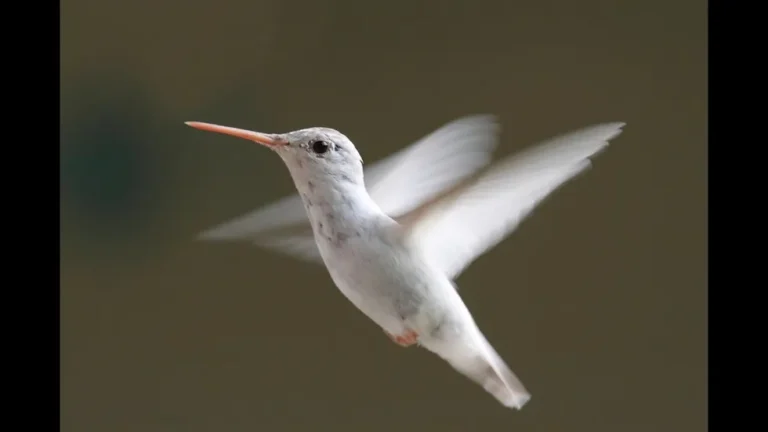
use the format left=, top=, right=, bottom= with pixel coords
left=185, top=121, right=287, bottom=148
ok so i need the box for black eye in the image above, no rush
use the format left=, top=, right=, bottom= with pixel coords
left=311, top=140, right=330, bottom=154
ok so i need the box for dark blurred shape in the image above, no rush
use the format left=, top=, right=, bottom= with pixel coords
left=61, top=77, right=163, bottom=252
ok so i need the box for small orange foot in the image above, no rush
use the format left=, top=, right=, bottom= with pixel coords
left=386, top=329, right=419, bottom=347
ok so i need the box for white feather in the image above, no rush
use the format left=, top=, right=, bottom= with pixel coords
left=403, top=122, right=626, bottom=280
left=256, top=231, right=322, bottom=263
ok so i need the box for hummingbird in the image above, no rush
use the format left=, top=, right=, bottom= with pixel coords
left=186, top=115, right=625, bottom=410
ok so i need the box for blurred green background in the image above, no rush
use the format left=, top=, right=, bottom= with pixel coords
left=60, top=0, right=706, bottom=431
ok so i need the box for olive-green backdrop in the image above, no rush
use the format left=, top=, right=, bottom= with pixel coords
left=61, top=1, right=706, bottom=430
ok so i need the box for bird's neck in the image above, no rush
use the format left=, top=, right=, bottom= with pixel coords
left=294, top=176, right=385, bottom=242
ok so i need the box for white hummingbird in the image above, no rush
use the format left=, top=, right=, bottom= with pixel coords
left=186, top=115, right=625, bottom=410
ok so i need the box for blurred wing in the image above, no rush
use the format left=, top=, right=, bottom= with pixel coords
left=366, top=114, right=500, bottom=217
left=197, top=115, right=501, bottom=262
left=197, top=193, right=309, bottom=241
left=254, top=229, right=324, bottom=263
left=399, top=122, right=626, bottom=280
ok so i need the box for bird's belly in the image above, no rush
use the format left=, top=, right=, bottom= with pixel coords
left=316, top=237, right=439, bottom=335
left=329, top=271, right=404, bottom=333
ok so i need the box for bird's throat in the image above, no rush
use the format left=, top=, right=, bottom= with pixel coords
left=297, top=180, right=382, bottom=247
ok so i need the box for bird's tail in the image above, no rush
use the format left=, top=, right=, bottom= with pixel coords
left=424, top=328, right=531, bottom=410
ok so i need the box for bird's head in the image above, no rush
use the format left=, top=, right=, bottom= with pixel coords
left=186, top=122, right=365, bottom=192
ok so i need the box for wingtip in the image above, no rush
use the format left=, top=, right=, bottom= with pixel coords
left=195, top=229, right=227, bottom=241
left=508, top=392, right=532, bottom=410
left=196, top=226, right=260, bottom=242
left=608, top=122, right=627, bottom=140
left=601, top=121, right=626, bottom=129
left=195, top=232, right=214, bottom=241
left=586, top=121, right=627, bottom=142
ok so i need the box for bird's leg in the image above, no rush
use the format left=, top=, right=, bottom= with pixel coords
left=385, top=328, right=420, bottom=347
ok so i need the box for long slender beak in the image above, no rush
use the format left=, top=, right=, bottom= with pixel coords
left=185, top=121, right=287, bottom=148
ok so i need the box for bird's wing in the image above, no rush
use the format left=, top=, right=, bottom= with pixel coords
left=252, top=229, right=324, bottom=263
left=197, top=115, right=501, bottom=262
left=366, top=114, right=500, bottom=217
left=397, top=122, right=626, bottom=280
left=198, top=193, right=308, bottom=241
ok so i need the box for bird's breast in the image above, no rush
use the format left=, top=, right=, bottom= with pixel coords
left=313, top=227, right=453, bottom=334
